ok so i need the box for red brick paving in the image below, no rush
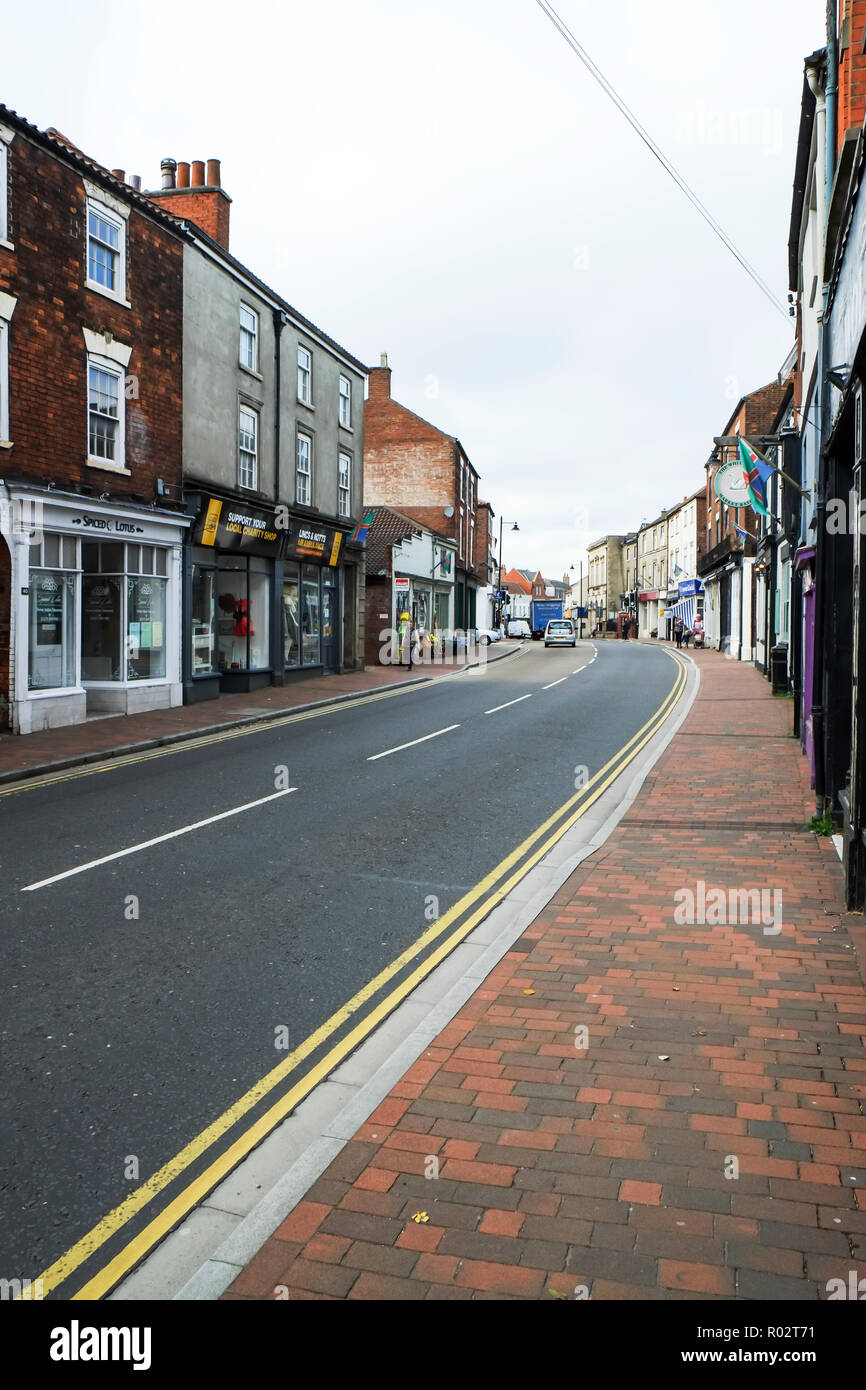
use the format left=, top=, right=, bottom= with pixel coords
left=225, top=648, right=866, bottom=1300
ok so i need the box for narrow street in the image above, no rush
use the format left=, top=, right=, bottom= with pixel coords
left=0, top=637, right=681, bottom=1296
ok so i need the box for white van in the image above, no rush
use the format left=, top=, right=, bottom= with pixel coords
left=507, top=619, right=531, bottom=638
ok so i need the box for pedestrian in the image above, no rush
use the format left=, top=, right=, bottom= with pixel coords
left=683, top=627, right=691, bottom=649
left=674, top=615, right=683, bottom=648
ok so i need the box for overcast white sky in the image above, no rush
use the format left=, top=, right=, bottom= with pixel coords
left=4, top=0, right=821, bottom=580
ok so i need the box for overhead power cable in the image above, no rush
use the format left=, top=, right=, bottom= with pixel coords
left=533, top=0, right=789, bottom=320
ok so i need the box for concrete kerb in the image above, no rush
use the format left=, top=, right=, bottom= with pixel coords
left=158, top=651, right=699, bottom=1303
left=0, top=642, right=526, bottom=789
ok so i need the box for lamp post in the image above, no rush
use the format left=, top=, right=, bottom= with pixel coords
left=498, top=518, right=520, bottom=628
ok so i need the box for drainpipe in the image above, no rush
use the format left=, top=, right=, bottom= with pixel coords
left=273, top=310, right=288, bottom=505
left=825, top=5, right=838, bottom=212
left=806, top=58, right=829, bottom=805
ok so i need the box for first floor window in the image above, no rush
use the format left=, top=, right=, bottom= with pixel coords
left=297, top=433, right=311, bottom=505
left=88, top=359, right=123, bottom=463
left=239, top=405, right=258, bottom=489
left=0, top=317, right=8, bottom=442
left=338, top=452, right=351, bottom=518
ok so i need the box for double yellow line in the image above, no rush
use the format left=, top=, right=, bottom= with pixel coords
left=23, top=649, right=689, bottom=1301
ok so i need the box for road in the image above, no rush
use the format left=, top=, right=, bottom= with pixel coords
left=0, top=636, right=683, bottom=1297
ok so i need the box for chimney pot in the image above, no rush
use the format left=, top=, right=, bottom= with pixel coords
left=111, top=168, right=125, bottom=183
left=160, top=157, right=177, bottom=190
left=177, top=161, right=190, bottom=189
left=206, top=158, right=221, bottom=187
left=191, top=160, right=206, bottom=187
left=380, top=352, right=389, bottom=367
left=128, top=174, right=142, bottom=192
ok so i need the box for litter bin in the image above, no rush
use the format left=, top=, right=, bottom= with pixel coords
left=770, top=643, right=788, bottom=693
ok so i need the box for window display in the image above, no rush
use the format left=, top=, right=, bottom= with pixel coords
left=29, top=570, right=76, bottom=689
left=217, top=556, right=270, bottom=672
left=192, top=564, right=217, bottom=674
left=282, top=565, right=300, bottom=668
left=302, top=565, right=320, bottom=665
left=127, top=575, right=166, bottom=680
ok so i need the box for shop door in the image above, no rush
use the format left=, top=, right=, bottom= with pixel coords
left=321, top=571, right=340, bottom=672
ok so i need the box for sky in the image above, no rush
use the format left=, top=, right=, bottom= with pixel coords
left=3, top=0, right=822, bottom=580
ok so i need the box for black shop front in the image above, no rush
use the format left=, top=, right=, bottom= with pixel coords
left=280, top=519, right=345, bottom=677
left=183, top=491, right=282, bottom=701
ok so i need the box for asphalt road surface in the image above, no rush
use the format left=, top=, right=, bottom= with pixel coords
left=0, top=636, right=681, bottom=1293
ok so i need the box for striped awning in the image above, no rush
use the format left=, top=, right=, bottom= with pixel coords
left=669, top=596, right=696, bottom=628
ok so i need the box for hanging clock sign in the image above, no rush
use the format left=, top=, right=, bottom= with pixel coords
left=713, top=461, right=750, bottom=507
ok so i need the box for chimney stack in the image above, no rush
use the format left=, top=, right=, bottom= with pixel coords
left=368, top=353, right=392, bottom=401
left=145, top=155, right=232, bottom=251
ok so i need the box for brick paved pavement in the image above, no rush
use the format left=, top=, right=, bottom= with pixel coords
left=223, top=648, right=866, bottom=1301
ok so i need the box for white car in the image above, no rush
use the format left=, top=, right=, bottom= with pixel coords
left=475, top=627, right=502, bottom=644
left=544, top=618, right=576, bottom=648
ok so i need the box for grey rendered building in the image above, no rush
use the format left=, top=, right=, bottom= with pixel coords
left=146, top=159, right=368, bottom=702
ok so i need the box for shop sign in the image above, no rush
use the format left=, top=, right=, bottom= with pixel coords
left=678, top=578, right=703, bottom=596
left=394, top=576, right=410, bottom=592
left=193, top=497, right=281, bottom=557
left=70, top=514, right=145, bottom=535
left=284, top=519, right=343, bottom=565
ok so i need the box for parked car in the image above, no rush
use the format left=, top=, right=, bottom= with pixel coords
left=544, top=618, right=576, bottom=648
left=475, top=627, right=502, bottom=645
left=507, top=619, right=531, bottom=638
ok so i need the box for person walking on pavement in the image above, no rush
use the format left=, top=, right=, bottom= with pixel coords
left=674, top=614, right=683, bottom=648
left=683, top=626, right=691, bottom=649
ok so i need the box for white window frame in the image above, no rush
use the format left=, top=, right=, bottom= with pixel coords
left=0, top=134, right=9, bottom=247
left=339, top=374, right=351, bottom=427
left=296, top=432, right=312, bottom=505
left=0, top=319, right=8, bottom=444
left=87, top=354, right=126, bottom=470
left=85, top=192, right=128, bottom=305
left=297, top=345, right=312, bottom=405
left=0, top=291, right=14, bottom=444
left=238, top=404, right=259, bottom=490
left=338, top=452, right=351, bottom=518
left=239, top=304, right=259, bottom=373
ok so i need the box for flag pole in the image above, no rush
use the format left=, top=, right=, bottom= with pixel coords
left=713, top=434, right=811, bottom=499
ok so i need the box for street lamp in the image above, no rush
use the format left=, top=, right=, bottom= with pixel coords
left=498, top=518, right=520, bottom=627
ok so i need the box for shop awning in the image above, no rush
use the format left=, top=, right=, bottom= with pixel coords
left=668, top=595, right=697, bottom=628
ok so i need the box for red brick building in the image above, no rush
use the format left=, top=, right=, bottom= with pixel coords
left=0, top=107, right=188, bottom=732
left=363, top=356, right=486, bottom=628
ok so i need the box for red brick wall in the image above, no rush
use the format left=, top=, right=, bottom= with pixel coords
left=364, top=374, right=459, bottom=510
left=363, top=577, right=393, bottom=667
left=839, top=1, right=866, bottom=150
left=146, top=187, right=230, bottom=251
left=0, top=131, right=184, bottom=501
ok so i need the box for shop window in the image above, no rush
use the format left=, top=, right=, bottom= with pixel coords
left=192, top=562, right=217, bottom=674
left=28, top=534, right=77, bottom=691
left=302, top=564, right=320, bottom=665
left=80, top=541, right=170, bottom=682
left=282, top=563, right=300, bottom=668
left=217, top=556, right=270, bottom=672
